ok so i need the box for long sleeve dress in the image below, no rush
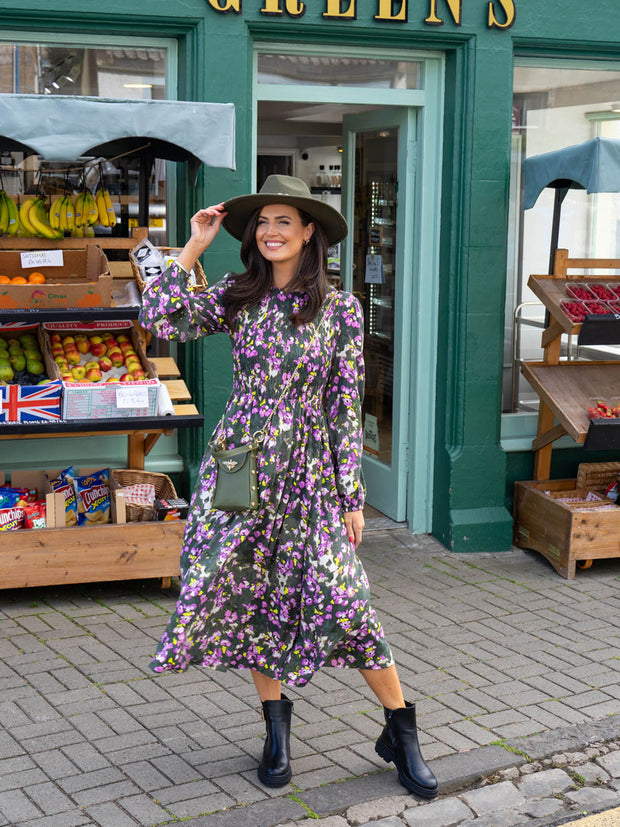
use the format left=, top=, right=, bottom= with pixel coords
left=140, top=263, right=393, bottom=687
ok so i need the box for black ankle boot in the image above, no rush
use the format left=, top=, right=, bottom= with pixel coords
left=375, top=701, right=438, bottom=799
left=257, top=694, right=293, bottom=787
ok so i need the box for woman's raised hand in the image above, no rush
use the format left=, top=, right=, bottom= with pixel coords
left=176, top=203, right=227, bottom=273
left=189, top=204, right=227, bottom=250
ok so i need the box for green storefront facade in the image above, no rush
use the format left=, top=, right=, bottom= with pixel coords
left=1, top=1, right=620, bottom=554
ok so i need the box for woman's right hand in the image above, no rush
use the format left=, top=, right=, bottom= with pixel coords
left=177, top=203, right=227, bottom=272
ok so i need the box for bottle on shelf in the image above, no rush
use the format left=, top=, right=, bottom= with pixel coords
left=316, top=165, right=325, bottom=187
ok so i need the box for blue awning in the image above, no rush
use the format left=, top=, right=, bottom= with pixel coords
left=0, top=94, right=236, bottom=184
left=523, top=137, right=620, bottom=209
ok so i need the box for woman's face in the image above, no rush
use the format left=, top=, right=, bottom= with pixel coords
left=255, top=204, right=314, bottom=270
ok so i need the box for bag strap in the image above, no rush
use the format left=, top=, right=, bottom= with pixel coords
left=211, top=290, right=338, bottom=450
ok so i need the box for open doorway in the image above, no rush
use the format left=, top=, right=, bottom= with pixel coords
left=257, top=100, right=414, bottom=525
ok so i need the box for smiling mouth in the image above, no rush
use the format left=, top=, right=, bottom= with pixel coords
left=264, top=241, right=284, bottom=249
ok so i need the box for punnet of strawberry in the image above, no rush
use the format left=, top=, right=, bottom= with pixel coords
left=584, top=300, right=612, bottom=315
left=561, top=300, right=589, bottom=322
left=587, top=400, right=620, bottom=419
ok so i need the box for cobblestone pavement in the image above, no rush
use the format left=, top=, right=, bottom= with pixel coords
left=0, top=529, right=619, bottom=826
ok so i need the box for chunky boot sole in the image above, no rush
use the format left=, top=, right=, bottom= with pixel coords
left=257, top=764, right=292, bottom=787
left=375, top=738, right=439, bottom=799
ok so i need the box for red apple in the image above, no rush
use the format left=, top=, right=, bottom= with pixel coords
left=61, top=335, right=75, bottom=346
left=120, top=373, right=132, bottom=383
left=85, top=367, right=102, bottom=382
left=61, top=372, right=75, bottom=383
left=130, top=368, right=146, bottom=381
left=105, top=338, right=119, bottom=349
left=108, top=348, right=123, bottom=367
left=65, top=350, right=81, bottom=366
left=98, top=356, right=113, bottom=372
left=84, top=360, right=99, bottom=371
left=76, top=339, right=91, bottom=354
left=116, top=333, right=130, bottom=343
left=89, top=335, right=103, bottom=344
left=119, top=341, right=134, bottom=353
left=106, top=376, right=120, bottom=383
left=51, top=344, right=64, bottom=357
left=49, top=333, right=62, bottom=344
left=90, top=342, right=107, bottom=358
left=101, top=332, right=114, bottom=341
left=71, top=365, right=86, bottom=381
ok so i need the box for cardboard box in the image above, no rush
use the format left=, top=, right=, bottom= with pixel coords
left=0, top=470, right=66, bottom=529
left=0, top=246, right=112, bottom=310
left=43, top=322, right=159, bottom=419
left=0, top=326, right=62, bottom=422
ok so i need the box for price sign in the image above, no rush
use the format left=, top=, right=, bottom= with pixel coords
left=20, top=250, right=64, bottom=268
left=365, top=254, right=385, bottom=284
left=116, top=385, right=149, bottom=409
left=369, top=226, right=383, bottom=246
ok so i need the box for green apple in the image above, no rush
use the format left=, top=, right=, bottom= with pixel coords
left=26, top=359, right=45, bottom=375
left=0, top=363, right=14, bottom=383
left=10, top=353, right=26, bottom=372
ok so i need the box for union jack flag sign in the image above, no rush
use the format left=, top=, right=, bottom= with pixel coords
left=0, top=382, right=62, bottom=423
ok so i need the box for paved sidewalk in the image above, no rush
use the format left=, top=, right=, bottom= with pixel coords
left=1, top=529, right=619, bottom=826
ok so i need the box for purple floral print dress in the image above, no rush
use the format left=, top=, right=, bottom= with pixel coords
left=140, top=263, right=393, bottom=686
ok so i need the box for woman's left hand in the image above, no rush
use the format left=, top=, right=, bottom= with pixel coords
left=344, top=510, right=365, bottom=549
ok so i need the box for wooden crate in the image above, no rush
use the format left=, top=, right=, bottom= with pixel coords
left=513, top=479, right=620, bottom=579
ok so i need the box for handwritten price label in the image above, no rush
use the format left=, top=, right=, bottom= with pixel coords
left=20, top=250, right=64, bottom=268
left=116, top=385, right=149, bottom=409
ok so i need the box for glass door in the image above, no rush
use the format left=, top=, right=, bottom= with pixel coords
left=341, top=108, right=416, bottom=521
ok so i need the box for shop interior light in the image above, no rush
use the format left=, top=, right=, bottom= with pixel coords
left=123, top=83, right=153, bottom=89
left=611, top=103, right=620, bottom=113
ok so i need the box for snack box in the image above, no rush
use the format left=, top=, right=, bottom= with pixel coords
left=153, top=497, right=190, bottom=521
left=0, top=325, right=62, bottom=423
left=0, top=470, right=66, bottom=529
left=43, top=321, right=159, bottom=419
left=0, top=246, right=112, bottom=310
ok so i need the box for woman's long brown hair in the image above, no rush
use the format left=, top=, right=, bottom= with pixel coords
left=221, top=207, right=331, bottom=330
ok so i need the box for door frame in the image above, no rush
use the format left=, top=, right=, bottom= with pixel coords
left=341, top=107, right=415, bottom=521
left=253, top=43, right=444, bottom=533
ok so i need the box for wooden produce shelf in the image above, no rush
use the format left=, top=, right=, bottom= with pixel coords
left=514, top=479, right=620, bottom=580
left=522, top=360, right=620, bottom=444
left=0, top=520, right=184, bottom=590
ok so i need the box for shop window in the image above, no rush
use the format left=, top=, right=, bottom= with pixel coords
left=504, top=61, right=620, bottom=415
left=0, top=41, right=169, bottom=245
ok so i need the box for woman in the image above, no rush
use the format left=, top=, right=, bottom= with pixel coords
left=139, top=175, right=438, bottom=799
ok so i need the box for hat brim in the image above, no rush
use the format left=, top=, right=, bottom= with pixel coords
left=222, top=192, right=348, bottom=246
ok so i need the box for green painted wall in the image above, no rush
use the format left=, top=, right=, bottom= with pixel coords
left=3, top=0, right=620, bottom=549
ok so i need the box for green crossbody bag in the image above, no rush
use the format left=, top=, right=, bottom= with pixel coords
left=210, top=292, right=336, bottom=513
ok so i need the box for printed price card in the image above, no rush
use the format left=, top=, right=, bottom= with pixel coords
left=20, top=250, right=64, bottom=268
left=116, top=385, right=149, bottom=409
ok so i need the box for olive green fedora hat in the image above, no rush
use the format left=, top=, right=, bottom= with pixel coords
left=222, top=174, right=348, bottom=246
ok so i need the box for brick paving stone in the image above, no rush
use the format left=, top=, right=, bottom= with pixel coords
left=346, top=795, right=408, bottom=824
left=358, top=818, right=404, bottom=827
left=165, top=790, right=237, bottom=819
left=564, top=786, right=620, bottom=809
left=0, top=767, right=49, bottom=793
left=84, top=801, right=138, bottom=827
left=517, top=768, right=573, bottom=797
left=17, top=813, right=91, bottom=827
left=461, top=780, right=525, bottom=815
left=522, top=797, right=566, bottom=818
left=117, top=793, right=172, bottom=825
left=71, top=780, right=142, bottom=808
left=402, top=797, right=473, bottom=826
left=458, top=810, right=528, bottom=827
left=121, top=759, right=171, bottom=791
left=0, top=788, right=43, bottom=822
left=26, top=781, right=76, bottom=815
left=597, top=750, right=620, bottom=777
left=61, top=742, right=112, bottom=772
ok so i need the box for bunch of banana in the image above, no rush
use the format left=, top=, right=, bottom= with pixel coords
left=95, top=186, right=117, bottom=228
left=74, top=188, right=100, bottom=228
left=19, top=197, right=63, bottom=240
left=0, top=191, right=18, bottom=236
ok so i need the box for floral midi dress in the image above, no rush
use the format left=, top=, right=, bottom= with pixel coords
left=140, top=263, right=393, bottom=687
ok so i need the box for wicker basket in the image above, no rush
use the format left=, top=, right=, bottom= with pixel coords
left=111, top=469, right=177, bottom=522
left=129, top=247, right=207, bottom=293
left=576, top=462, right=620, bottom=493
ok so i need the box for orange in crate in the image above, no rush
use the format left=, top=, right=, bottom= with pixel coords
left=0, top=275, right=10, bottom=283
left=10, top=276, right=27, bottom=284
left=28, top=272, right=46, bottom=284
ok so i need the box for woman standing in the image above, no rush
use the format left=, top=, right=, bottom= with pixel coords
left=140, top=175, right=438, bottom=799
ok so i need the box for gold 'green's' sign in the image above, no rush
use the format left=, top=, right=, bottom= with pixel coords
left=206, top=0, right=516, bottom=30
